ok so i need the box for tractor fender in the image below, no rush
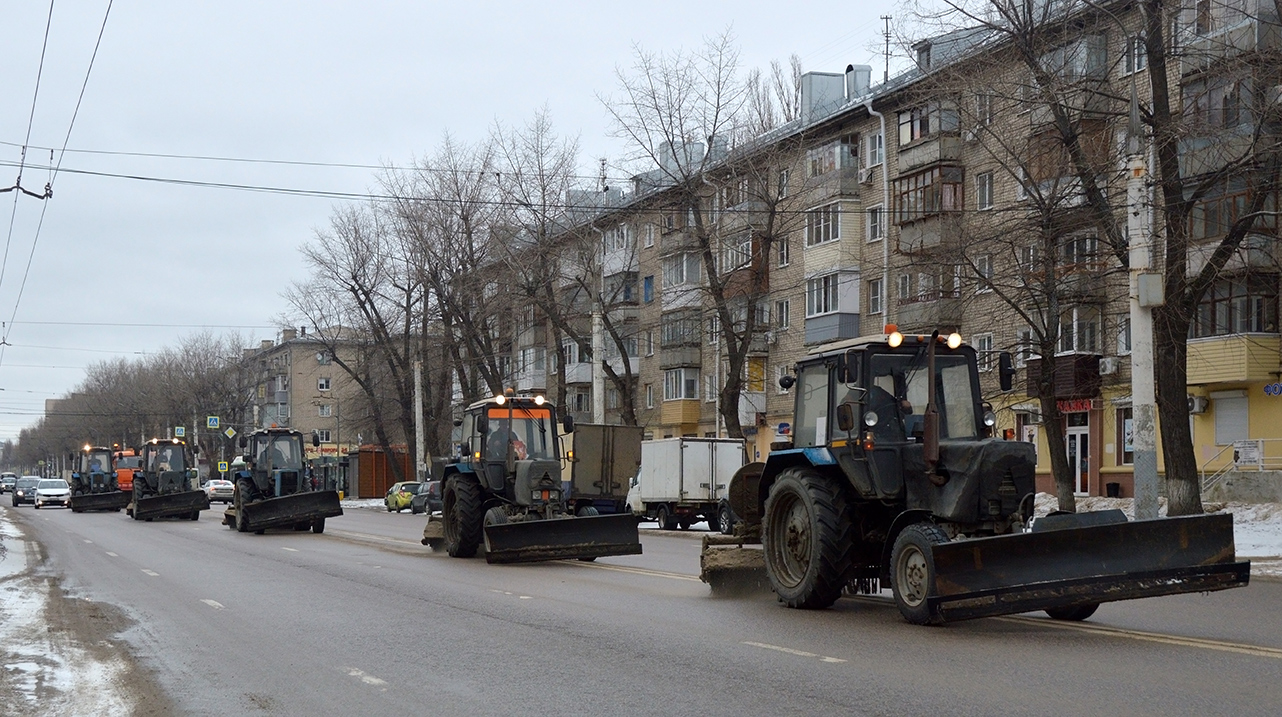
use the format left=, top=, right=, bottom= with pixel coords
left=756, top=448, right=843, bottom=521
left=880, top=510, right=934, bottom=582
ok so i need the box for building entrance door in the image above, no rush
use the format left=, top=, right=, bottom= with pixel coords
left=1065, top=412, right=1089, bottom=495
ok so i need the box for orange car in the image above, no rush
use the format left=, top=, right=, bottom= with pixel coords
left=113, top=449, right=141, bottom=492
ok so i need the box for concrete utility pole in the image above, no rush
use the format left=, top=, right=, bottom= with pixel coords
left=414, top=359, right=426, bottom=482
left=592, top=304, right=605, bottom=424
left=1127, top=86, right=1161, bottom=521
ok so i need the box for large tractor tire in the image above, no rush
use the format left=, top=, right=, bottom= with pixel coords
left=762, top=467, right=854, bottom=610
left=131, top=483, right=145, bottom=521
left=890, top=522, right=951, bottom=625
left=311, top=517, right=326, bottom=534
left=235, top=480, right=254, bottom=533
left=443, top=476, right=484, bottom=558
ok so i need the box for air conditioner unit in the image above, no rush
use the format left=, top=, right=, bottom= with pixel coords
left=1098, top=357, right=1118, bottom=375
left=963, top=129, right=977, bottom=142
left=1188, top=395, right=1209, bottom=414
left=859, top=167, right=875, bottom=184
left=1024, top=409, right=1043, bottom=425
left=765, top=331, right=778, bottom=345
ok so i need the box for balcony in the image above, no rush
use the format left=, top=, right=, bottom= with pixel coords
left=738, top=391, right=766, bottom=428
left=1025, top=353, right=1101, bottom=399
left=1057, top=270, right=1109, bottom=302
left=661, top=227, right=699, bottom=253
left=899, top=135, right=962, bottom=173
left=810, top=166, right=866, bottom=202
left=893, top=292, right=964, bottom=332
left=1179, top=131, right=1254, bottom=179
left=661, top=399, right=702, bottom=426
left=1187, top=333, right=1281, bottom=385
left=516, top=369, right=546, bottom=392
left=659, top=345, right=702, bottom=369
left=804, top=312, right=861, bottom=345
left=898, top=214, right=962, bottom=253
left=1187, top=234, right=1275, bottom=277
left=605, top=302, right=639, bottom=324
left=564, top=362, right=592, bottom=385
left=1181, top=17, right=1281, bottom=75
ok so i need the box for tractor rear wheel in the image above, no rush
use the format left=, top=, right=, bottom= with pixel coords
left=762, top=467, right=854, bottom=610
left=235, top=480, right=253, bottom=533
left=890, top=522, right=951, bottom=625
left=443, top=476, right=483, bottom=558
left=311, top=518, right=326, bottom=534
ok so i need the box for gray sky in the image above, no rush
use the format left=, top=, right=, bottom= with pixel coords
left=0, top=0, right=895, bottom=440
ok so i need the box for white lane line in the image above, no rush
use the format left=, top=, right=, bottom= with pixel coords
left=519, top=596, right=533, bottom=600
left=345, top=667, right=388, bottom=687
left=83, top=539, right=93, bottom=544
left=105, top=552, right=118, bottom=557
left=743, top=641, right=846, bottom=664
left=201, top=599, right=225, bottom=610
left=568, top=560, right=702, bottom=582
left=281, top=547, right=299, bottom=552
left=141, top=569, right=159, bottom=577
left=992, top=615, right=1282, bottom=660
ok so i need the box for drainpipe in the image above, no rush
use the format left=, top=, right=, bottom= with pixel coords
left=864, top=98, right=891, bottom=325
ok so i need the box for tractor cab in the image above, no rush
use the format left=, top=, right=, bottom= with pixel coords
left=455, top=392, right=571, bottom=510
left=73, top=445, right=116, bottom=493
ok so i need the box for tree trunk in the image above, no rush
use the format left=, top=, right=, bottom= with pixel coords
left=1037, top=358, right=1076, bottom=513
left=1153, top=301, right=1202, bottom=515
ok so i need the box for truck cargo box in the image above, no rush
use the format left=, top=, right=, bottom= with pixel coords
left=638, top=438, right=744, bottom=505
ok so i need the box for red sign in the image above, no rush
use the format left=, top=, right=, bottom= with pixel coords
left=1057, top=398, right=1094, bottom=414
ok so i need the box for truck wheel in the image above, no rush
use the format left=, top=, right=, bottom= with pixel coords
left=890, top=522, right=950, bottom=625
left=656, top=505, right=676, bottom=530
left=577, top=506, right=599, bottom=517
left=1045, top=603, right=1099, bottom=621
left=311, top=518, right=326, bottom=534
left=762, top=467, right=854, bottom=610
left=718, top=503, right=735, bottom=535
left=443, top=476, right=483, bottom=558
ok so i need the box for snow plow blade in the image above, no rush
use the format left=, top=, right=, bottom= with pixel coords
left=69, top=491, right=131, bottom=513
left=229, top=490, right=343, bottom=533
left=483, top=513, right=642, bottom=564
left=928, top=512, right=1250, bottom=623
left=131, top=490, right=210, bottom=521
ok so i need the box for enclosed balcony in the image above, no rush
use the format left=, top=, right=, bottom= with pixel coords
left=1025, top=353, right=1101, bottom=399
left=894, top=292, right=964, bottom=332
left=1187, top=333, right=1281, bottom=385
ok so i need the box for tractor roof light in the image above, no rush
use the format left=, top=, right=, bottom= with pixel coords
left=888, top=331, right=904, bottom=348
left=494, top=394, right=507, bottom=406
left=534, top=395, right=545, bottom=406
left=947, top=333, right=963, bottom=349
left=83, top=444, right=92, bottom=452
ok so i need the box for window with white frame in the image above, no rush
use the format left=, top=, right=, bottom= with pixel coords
left=778, top=169, right=790, bottom=198
left=1059, top=306, right=1101, bottom=354
left=1017, top=327, right=1035, bottom=367
left=645, top=383, right=654, bottom=409
left=317, top=377, right=331, bottom=391
left=316, top=351, right=331, bottom=365
left=976, top=172, right=994, bottom=210
left=1016, top=166, right=1029, bottom=199
left=318, top=404, right=332, bottom=417
left=917, top=271, right=937, bottom=299
left=778, top=237, right=790, bottom=267
left=898, top=273, right=912, bottom=300
left=1117, top=315, right=1132, bottom=355
left=975, top=333, right=994, bottom=371
left=645, top=330, right=654, bottom=356
left=976, top=94, right=993, bottom=126
left=660, top=311, right=700, bottom=347
left=806, top=274, right=839, bottom=316
left=663, top=368, right=699, bottom=401
left=721, top=232, right=752, bottom=271
left=975, top=254, right=993, bottom=292
left=864, top=131, right=884, bottom=167
left=644, top=224, right=655, bottom=248
left=775, top=299, right=791, bottom=329
left=705, top=373, right=719, bottom=402
left=708, top=314, right=721, bottom=344
left=867, top=205, right=884, bottom=241
left=316, top=429, right=331, bottom=443
left=1020, top=244, right=1041, bottom=282
left=1124, top=35, right=1146, bottom=74
left=663, top=253, right=700, bottom=287
left=806, top=203, right=840, bottom=246
left=868, top=278, right=883, bottom=315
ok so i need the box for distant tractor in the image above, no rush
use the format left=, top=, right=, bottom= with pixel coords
left=113, top=447, right=141, bottom=492
left=222, top=427, right=342, bottom=534
left=128, top=439, right=210, bottom=521
left=69, top=444, right=130, bottom=513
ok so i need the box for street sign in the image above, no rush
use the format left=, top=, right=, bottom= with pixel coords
left=207, top=416, right=220, bottom=429
left=217, top=461, right=229, bottom=473
left=174, top=426, right=186, bottom=437
left=224, top=427, right=237, bottom=439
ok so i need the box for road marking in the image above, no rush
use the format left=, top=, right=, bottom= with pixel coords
left=105, top=552, right=118, bottom=557
left=994, top=615, right=1282, bottom=660
left=141, top=569, right=159, bottom=576
left=201, top=599, right=225, bottom=610
left=281, top=547, right=298, bottom=552
left=743, top=641, right=847, bottom=663
left=569, top=561, right=702, bottom=582
left=83, top=539, right=93, bottom=544
left=345, top=667, right=388, bottom=687
left=328, top=529, right=423, bottom=547
left=519, top=596, right=532, bottom=600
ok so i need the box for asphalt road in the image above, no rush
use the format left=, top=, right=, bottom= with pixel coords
left=6, top=502, right=1281, bottom=716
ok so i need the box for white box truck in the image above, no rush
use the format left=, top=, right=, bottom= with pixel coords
left=630, top=438, right=744, bottom=530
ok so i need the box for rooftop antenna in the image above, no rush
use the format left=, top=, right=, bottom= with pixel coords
left=599, top=158, right=609, bottom=193
left=881, top=15, right=893, bottom=83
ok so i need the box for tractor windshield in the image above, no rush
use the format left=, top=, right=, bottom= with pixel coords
left=146, top=444, right=187, bottom=472
left=868, top=351, right=979, bottom=441
left=82, top=450, right=112, bottom=473
left=256, top=435, right=304, bottom=470
left=485, top=407, right=554, bottom=461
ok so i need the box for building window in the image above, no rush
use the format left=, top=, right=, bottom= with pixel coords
left=316, top=352, right=331, bottom=365
left=775, top=299, right=791, bottom=330
left=897, top=102, right=959, bottom=146
left=317, top=377, right=331, bottom=391
left=1195, top=0, right=1214, bottom=35
left=1117, top=407, right=1134, bottom=465
left=1017, top=327, right=1035, bottom=368
left=721, top=232, right=752, bottom=271
left=660, top=310, right=701, bottom=347
left=708, top=314, right=721, bottom=344
left=575, top=390, right=590, bottom=413
left=1215, top=394, right=1248, bottom=445
left=806, top=274, right=839, bottom=317
left=607, top=388, right=620, bottom=409
left=1194, top=275, right=1279, bottom=337
left=643, top=275, right=654, bottom=303
left=318, top=404, right=332, bottom=418
left=705, top=373, right=719, bottom=402
left=316, top=429, right=332, bottom=443
left=644, top=224, right=655, bottom=248
left=645, top=383, right=654, bottom=409
left=868, top=279, right=883, bottom=315
left=645, top=330, right=654, bottom=356
left=807, top=144, right=839, bottom=177
left=778, top=237, right=790, bottom=267
left=898, top=273, right=912, bottom=300
left=975, top=94, right=993, bottom=126
left=867, top=205, right=884, bottom=241
left=974, top=333, right=994, bottom=372
left=894, top=166, right=963, bottom=224
left=778, top=169, right=790, bottom=198
left=1187, top=178, right=1266, bottom=240
left=864, top=131, right=884, bottom=167
left=1117, top=315, right=1132, bottom=355
left=805, top=203, right=840, bottom=246
left=975, top=254, right=993, bottom=292
left=976, top=171, right=994, bottom=210
left=663, top=253, right=700, bottom=287
left=1124, top=35, right=1147, bottom=75
left=1059, top=306, right=1101, bottom=354
left=1020, top=244, right=1041, bottom=284
left=1059, top=235, right=1100, bottom=269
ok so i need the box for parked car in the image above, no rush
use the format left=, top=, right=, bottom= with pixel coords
left=203, top=478, right=235, bottom=504
left=34, top=478, right=71, bottom=509
left=12, top=476, right=40, bottom=506
left=0, top=472, right=17, bottom=493
left=384, top=481, right=422, bottom=512
left=409, top=480, right=442, bottom=515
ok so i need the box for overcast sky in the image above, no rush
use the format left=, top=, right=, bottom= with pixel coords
left=0, top=1, right=899, bottom=441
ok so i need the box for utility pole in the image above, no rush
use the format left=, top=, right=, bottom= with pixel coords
left=881, top=15, right=892, bottom=84
left=414, top=359, right=426, bottom=482
left=1127, top=84, right=1160, bottom=520
left=592, top=305, right=605, bottom=424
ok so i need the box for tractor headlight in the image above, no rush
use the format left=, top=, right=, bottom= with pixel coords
left=863, top=410, right=880, bottom=427
left=983, top=410, right=997, bottom=427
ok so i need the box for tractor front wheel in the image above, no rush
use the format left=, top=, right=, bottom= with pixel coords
left=890, top=522, right=951, bottom=625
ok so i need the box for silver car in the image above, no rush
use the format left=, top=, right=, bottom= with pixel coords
left=34, top=478, right=71, bottom=509
left=204, top=478, right=235, bottom=504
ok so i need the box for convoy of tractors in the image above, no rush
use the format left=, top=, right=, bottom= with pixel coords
left=24, top=328, right=1251, bottom=626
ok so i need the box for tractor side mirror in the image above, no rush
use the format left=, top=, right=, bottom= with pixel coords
left=998, top=352, right=1016, bottom=392
left=238, top=436, right=247, bottom=449
left=475, top=415, right=488, bottom=435
left=778, top=374, right=796, bottom=390
left=312, top=433, right=321, bottom=447
left=452, top=419, right=463, bottom=427
left=562, top=414, right=575, bottom=434
left=843, top=349, right=861, bottom=383
left=835, top=403, right=856, bottom=433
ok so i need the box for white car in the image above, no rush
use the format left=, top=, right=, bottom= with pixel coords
left=34, top=478, right=71, bottom=509
left=204, top=479, right=235, bottom=504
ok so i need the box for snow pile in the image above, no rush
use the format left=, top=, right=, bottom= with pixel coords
left=1032, top=492, right=1282, bottom=578
left=340, top=498, right=388, bottom=511
left=0, top=513, right=131, bottom=715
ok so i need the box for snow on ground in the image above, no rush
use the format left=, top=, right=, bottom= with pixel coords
left=0, top=510, right=131, bottom=715
left=1033, top=492, right=1282, bottom=578
left=341, top=498, right=389, bottom=511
